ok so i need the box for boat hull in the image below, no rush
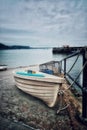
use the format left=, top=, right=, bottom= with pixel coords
left=14, top=70, right=64, bottom=107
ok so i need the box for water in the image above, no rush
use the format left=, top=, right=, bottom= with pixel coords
left=0, top=49, right=83, bottom=93
left=0, top=49, right=66, bottom=67
left=64, top=55, right=83, bottom=94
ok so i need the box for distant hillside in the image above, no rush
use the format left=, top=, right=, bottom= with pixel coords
left=0, top=43, right=30, bottom=50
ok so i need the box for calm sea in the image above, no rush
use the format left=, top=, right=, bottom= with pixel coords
left=0, top=49, right=82, bottom=92
left=0, top=49, right=66, bottom=67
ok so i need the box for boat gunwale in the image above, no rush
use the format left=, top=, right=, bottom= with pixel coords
left=14, top=71, right=65, bottom=84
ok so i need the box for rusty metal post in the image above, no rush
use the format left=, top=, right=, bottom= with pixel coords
left=82, top=50, right=87, bottom=120
left=64, top=59, right=66, bottom=77
left=78, top=49, right=87, bottom=124
left=58, top=61, right=62, bottom=74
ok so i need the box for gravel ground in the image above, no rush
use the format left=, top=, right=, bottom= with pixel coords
left=0, top=66, right=87, bottom=130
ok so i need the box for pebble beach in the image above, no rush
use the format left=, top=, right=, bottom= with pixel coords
left=0, top=65, right=87, bottom=130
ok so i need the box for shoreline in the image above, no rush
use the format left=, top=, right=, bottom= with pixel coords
left=0, top=66, right=86, bottom=130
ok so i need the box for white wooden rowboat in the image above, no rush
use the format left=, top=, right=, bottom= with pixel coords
left=14, top=70, right=65, bottom=107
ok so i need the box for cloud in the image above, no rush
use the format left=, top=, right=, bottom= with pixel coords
left=0, top=0, right=87, bottom=46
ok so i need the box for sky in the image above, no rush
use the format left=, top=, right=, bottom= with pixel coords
left=0, top=0, right=87, bottom=47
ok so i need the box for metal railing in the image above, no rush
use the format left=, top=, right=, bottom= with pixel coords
left=40, top=48, right=87, bottom=124
left=59, top=51, right=82, bottom=89
left=59, top=49, right=87, bottom=124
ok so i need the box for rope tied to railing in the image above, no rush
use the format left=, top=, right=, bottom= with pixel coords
left=56, top=60, right=87, bottom=114
left=57, top=89, right=70, bottom=114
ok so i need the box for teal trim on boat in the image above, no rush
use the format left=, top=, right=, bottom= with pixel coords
left=16, top=72, right=45, bottom=77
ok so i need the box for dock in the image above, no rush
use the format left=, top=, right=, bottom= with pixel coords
left=53, top=46, right=87, bottom=54
left=0, top=65, right=87, bottom=130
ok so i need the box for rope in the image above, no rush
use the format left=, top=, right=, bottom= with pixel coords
left=66, top=53, right=80, bottom=74
left=57, top=103, right=70, bottom=114
left=56, top=90, right=70, bottom=114
left=56, top=60, right=87, bottom=114
left=65, top=60, right=87, bottom=91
